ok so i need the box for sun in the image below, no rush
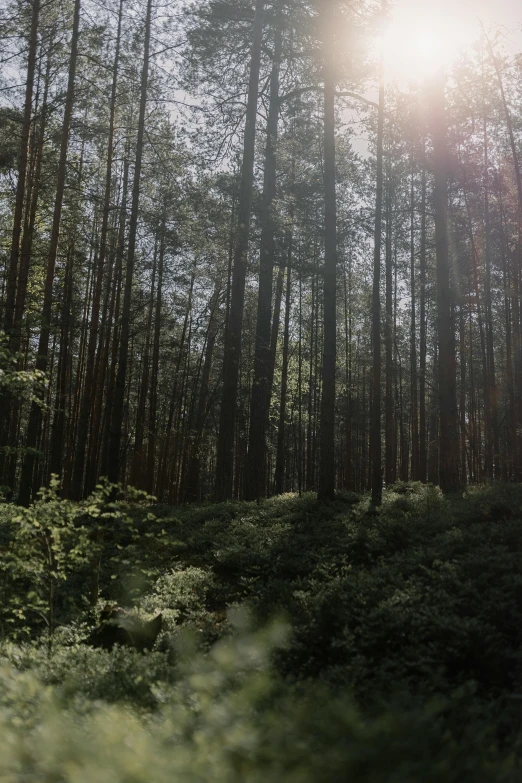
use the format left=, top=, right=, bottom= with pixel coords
left=376, top=1, right=477, bottom=83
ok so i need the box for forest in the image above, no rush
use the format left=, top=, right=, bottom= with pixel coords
left=2, top=0, right=522, bottom=779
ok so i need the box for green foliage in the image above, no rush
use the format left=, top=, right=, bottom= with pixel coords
left=0, top=619, right=517, bottom=782
left=0, top=108, right=22, bottom=173
left=0, top=478, right=163, bottom=642
left=2, top=483, right=522, bottom=778
left=0, top=477, right=90, bottom=640
left=0, top=330, right=46, bottom=402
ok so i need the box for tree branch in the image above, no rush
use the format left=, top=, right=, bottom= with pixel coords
left=279, top=84, right=378, bottom=109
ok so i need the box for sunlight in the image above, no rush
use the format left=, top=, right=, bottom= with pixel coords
left=376, top=1, right=478, bottom=83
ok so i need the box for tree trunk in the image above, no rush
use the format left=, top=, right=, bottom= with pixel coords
left=157, top=272, right=195, bottom=498
left=2, top=37, right=52, bottom=492
left=3, top=0, right=41, bottom=339
left=214, top=0, right=265, bottom=500
left=107, top=0, right=153, bottom=484
left=419, top=161, right=427, bottom=482
left=146, top=210, right=166, bottom=494
left=246, top=13, right=282, bottom=500
left=343, top=255, right=352, bottom=489
left=409, top=150, right=419, bottom=480
left=318, top=2, right=337, bottom=502
left=49, top=244, right=74, bottom=478
left=275, top=250, right=292, bottom=494
left=93, top=151, right=129, bottom=491
left=370, top=53, right=384, bottom=505
left=131, top=239, right=158, bottom=488
left=385, top=156, right=395, bottom=485
left=18, top=0, right=81, bottom=506
left=429, top=72, right=460, bottom=493
left=185, top=290, right=220, bottom=502
left=72, top=0, right=123, bottom=498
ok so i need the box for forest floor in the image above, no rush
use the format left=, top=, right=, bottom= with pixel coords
left=1, top=481, right=522, bottom=780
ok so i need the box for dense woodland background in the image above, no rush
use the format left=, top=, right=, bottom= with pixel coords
left=0, top=0, right=521, bottom=505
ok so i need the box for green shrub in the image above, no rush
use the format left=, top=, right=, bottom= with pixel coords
left=2, top=481, right=522, bottom=778
left=0, top=619, right=518, bottom=782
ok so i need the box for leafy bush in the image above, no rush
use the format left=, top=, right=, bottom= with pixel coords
left=2, top=481, right=522, bottom=778
left=0, top=618, right=518, bottom=782
left=0, top=479, right=163, bottom=643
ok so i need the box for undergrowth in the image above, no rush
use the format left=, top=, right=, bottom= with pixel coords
left=1, top=480, right=522, bottom=780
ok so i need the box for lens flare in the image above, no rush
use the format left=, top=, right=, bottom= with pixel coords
left=375, top=3, right=477, bottom=83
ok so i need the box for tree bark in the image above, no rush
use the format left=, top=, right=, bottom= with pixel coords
left=409, top=150, right=419, bottom=480
left=246, top=13, right=282, bottom=500
left=146, top=210, right=166, bottom=494
left=3, top=0, right=41, bottom=339
left=370, top=53, right=384, bottom=505
left=214, top=0, right=265, bottom=500
left=429, top=71, right=460, bottom=493
left=107, top=0, right=153, bottom=484
left=318, top=1, right=337, bottom=502
left=275, top=249, right=292, bottom=494
left=72, top=0, right=123, bottom=498
left=18, top=0, right=81, bottom=505
left=419, top=161, right=427, bottom=482
left=185, top=289, right=220, bottom=502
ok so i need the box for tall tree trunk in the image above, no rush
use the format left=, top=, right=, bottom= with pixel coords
left=343, top=255, right=352, bottom=489
left=147, top=210, right=166, bottom=494
left=49, top=244, right=74, bottom=477
left=214, top=0, right=265, bottom=500
left=370, top=52, right=384, bottom=505
left=318, top=1, right=337, bottom=502
left=306, top=271, right=315, bottom=490
left=409, top=150, right=419, bottom=480
left=157, top=272, right=195, bottom=498
left=298, top=258, right=303, bottom=494
left=246, top=13, right=282, bottom=500
left=419, top=161, right=427, bottom=482
left=12, top=38, right=51, bottom=354
left=484, top=28, right=522, bottom=479
left=429, top=72, right=460, bottom=493
left=72, top=0, right=123, bottom=498
left=185, top=289, right=220, bottom=502
left=481, top=70, right=499, bottom=479
left=18, top=0, right=81, bottom=506
left=268, top=262, right=285, bottom=384
left=459, top=303, right=467, bottom=483
left=385, top=155, right=395, bottom=485
left=462, top=186, right=489, bottom=478
left=92, top=155, right=128, bottom=490
left=131, top=239, right=157, bottom=487
left=428, top=350, right=439, bottom=484
left=3, top=0, right=40, bottom=339
left=2, top=37, right=52, bottom=492
left=275, top=250, right=292, bottom=494
left=107, top=0, right=153, bottom=484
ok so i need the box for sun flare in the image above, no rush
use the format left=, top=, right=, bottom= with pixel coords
left=377, top=2, right=477, bottom=83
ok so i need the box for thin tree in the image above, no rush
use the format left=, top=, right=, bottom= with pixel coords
left=429, top=71, right=460, bottom=492
left=370, top=45, right=385, bottom=505
left=18, top=0, right=81, bottom=506
left=318, top=0, right=338, bottom=502
left=246, top=9, right=283, bottom=501
left=72, top=0, right=124, bottom=498
left=107, top=0, right=153, bottom=484
left=214, top=0, right=265, bottom=500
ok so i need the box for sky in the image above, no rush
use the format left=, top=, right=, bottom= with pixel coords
left=378, top=0, right=522, bottom=84
left=345, top=0, right=521, bottom=157
left=472, top=0, right=520, bottom=31
left=387, top=0, right=522, bottom=54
